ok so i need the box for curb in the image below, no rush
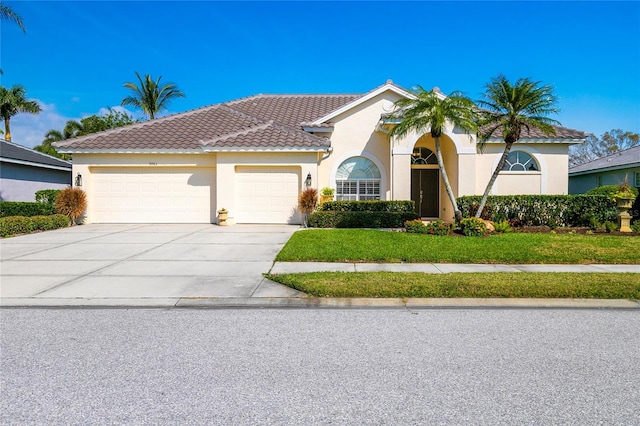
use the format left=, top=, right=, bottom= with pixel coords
left=1, top=297, right=638, bottom=309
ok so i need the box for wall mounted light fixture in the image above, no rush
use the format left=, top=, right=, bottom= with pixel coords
left=305, top=172, right=312, bottom=187
left=75, top=173, right=83, bottom=187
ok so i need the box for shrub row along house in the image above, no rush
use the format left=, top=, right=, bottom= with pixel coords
left=54, top=81, right=588, bottom=225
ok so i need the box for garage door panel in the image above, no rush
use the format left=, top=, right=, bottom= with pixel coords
left=92, top=168, right=215, bottom=223
left=236, top=167, right=300, bottom=224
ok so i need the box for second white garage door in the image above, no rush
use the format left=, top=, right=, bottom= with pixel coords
left=235, top=167, right=300, bottom=224
left=91, top=167, right=216, bottom=223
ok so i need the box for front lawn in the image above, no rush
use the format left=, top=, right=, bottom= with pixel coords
left=267, top=272, right=640, bottom=300
left=276, top=229, right=640, bottom=264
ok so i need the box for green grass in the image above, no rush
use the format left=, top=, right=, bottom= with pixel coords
left=267, top=272, right=640, bottom=300
left=276, top=229, right=640, bottom=264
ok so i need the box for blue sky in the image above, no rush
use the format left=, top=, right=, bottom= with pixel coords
left=2, top=1, right=639, bottom=148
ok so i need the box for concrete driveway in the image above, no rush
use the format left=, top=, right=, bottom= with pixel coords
left=1, top=224, right=303, bottom=304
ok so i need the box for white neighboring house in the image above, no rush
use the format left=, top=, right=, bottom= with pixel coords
left=54, top=81, right=587, bottom=224
left=0, top=140, right=72, bottom=202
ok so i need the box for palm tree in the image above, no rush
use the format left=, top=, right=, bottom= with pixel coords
left=474, top=75, right=560, bottom=218
left=388, top=86, right=477, bottom=221
left=0, top=2, right=25, bottom=32
left=0, top=85, right=41, bottom=142
left=121, top=72, right=185, bottom=119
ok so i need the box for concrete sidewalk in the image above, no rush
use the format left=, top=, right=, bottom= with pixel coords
left=270, top=262, right=640, bottom=274
left=2, top=260, right=638, bottom=309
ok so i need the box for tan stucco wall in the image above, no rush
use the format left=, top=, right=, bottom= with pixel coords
left=318, top=92, right=403, bottom=200
left=474, top=144, right=570, bottom=195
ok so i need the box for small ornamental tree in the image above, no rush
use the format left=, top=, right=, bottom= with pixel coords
left=54, top=187, right=87, bottom=225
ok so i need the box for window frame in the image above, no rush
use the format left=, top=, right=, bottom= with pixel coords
left=502, top=151, right=540, bottom=172
left=335, top=156, right=382, bottom=201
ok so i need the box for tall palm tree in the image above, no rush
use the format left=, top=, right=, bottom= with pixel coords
left=388, top=86, right=477, bottom=221
left=474, top=75, right=560, bottom=218
left=0, top=2, right=25, bottom=32
left=0, top=85, right=41, bottom=142
left=121, top=72, right=185, bottom=119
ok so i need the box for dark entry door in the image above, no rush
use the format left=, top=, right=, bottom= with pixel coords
left=411, top=169, right=439, bottom=217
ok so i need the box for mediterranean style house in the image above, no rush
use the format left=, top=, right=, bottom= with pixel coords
left=55, top=81, right=588, bottom=224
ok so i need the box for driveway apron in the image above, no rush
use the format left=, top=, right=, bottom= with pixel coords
left=0, top=224, right=302, bottom=300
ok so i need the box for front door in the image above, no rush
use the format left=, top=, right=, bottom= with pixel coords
left=411, top=169, right=439, bottom=217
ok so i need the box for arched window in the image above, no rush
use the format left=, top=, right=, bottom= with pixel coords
left=336, top=156, right=381, bottom=201
left=503, top=151, right=539, bottom=171
left=411, top=147, right=438, bottom=165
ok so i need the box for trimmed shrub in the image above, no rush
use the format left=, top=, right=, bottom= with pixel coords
left=459, top=217, right=487, bottom=237
left=586, top=184, right=639, bottom=200
left=0, top=201, right=55, bottom=218
left=317, top=200, right=416, bottom=213
left=631, top=222, right=640, bottom=233
left=425, top=220, right=452, bottom=236
left=55, top=188, right=87, bottom=225
left=457, top=195, right=617, bottom=228
left=35, top=189, right=61, bottom=206
left=0, top=214, right=69, bottom=237
left=307, top=211, right=418, bottom=228
left=405, top=219, right=427, bottom=234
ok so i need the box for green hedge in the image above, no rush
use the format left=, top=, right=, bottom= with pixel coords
left=0, top=214, right=70, bottom=238
left=34, top=189, right=61, bottom=206
left=308, top=211, right=419, bottom=228
left=0, top=202, right=55, bottom=218
left=456, top=195, right=617, bottom=227
left=317, top=200, right=416, bottom=213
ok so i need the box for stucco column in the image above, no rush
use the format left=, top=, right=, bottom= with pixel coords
left=457, top=153, right=477, bottom=196
left=391, top=148, right=412, bottom=200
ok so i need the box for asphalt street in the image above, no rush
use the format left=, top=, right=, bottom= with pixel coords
left=1, top=308, right=639, bottom=425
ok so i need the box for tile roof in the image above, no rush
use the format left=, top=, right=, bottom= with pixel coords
left=226, top=94, right=361, bottom=128
left=485, top=124, right=589, bottom=140
left=1, top=140, right=72, bottom=169
left=55, top=94, right=360, bottom=152
left=569, top=145, right=640, bottom=174
left=54, top=83, right=589, bottom=152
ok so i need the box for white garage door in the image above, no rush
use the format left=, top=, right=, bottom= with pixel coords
left=92, top=167, right=215, bottom=223
left=236, top=167, right=300, bottom=224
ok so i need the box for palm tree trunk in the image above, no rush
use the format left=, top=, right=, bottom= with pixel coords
left=4, top=117, right=11, bottom=141
left=434, top=137, right=462, bottom=222
left=475, top=142, right=514, bottom=218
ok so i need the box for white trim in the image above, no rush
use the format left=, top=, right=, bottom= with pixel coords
left=402, top=130, right=475, bottom=155
left=392, top=147, right=413, bottom=155
left=329, top=150, right=387, bottom=200
left=490, top=146, right=547, bottom=194
left=311, top=83, right=413, bottom=125
left=0, top=157, right=72, bottom=171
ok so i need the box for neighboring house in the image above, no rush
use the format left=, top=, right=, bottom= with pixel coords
left=0, top=140, right=72, bottom=202
left=55, top=81, right=587, bottom=225
left=569, top=146, right=640, bottom=194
